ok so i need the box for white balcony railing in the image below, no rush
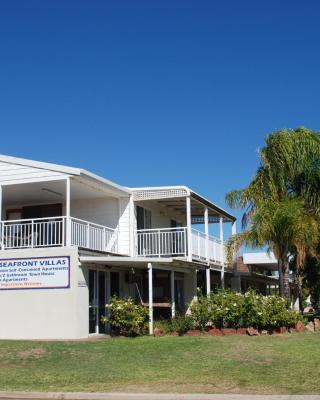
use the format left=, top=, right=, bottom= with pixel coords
left=136, top=227, right=226, bottom=264
left=136, top=227, right=187, bottom=257
left=0, top=216, right=119, bottom=253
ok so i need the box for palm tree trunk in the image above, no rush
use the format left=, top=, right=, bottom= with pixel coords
left=282, top=258, right=291, bottom=303
left=297, top=274, right=303, bottom=313
left=278, top=259, right=284, bottom=297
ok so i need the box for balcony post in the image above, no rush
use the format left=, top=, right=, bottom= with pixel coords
left=65, top=178, right=71, bottom=246
left=204, top=207, right=209, bottom=262
left=219, top=216, right=224, bottom=289
left=0, top=185, right=3, bottom=250
left=148, top=263, right=154, bottom=335
left=0, top=185, right=2, bottom=221
left=206, top=268, right=211, bottom=296
left=171, top=270, right=175, bottom=318
left=186, top=196, right=192, bottom=261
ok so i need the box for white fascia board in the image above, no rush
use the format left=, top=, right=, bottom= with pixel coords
left=129, top=185, right=236, bottom=221
left=243, top=252, right=278, bottom=265
left=130, top=185, right=190, bottom=194
left=79, top=170, right=131, bottom=196
left=0, top=154, right=81, bottom=175
left=0, top=154, right=131, bottom=196
left=79, top=256, right=174, bottom=264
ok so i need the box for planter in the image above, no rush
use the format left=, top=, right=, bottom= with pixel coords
left=221, top=328, right=237, bottom=335
left=246, top=327, right=260, bottom=336
left=274, top=326, right=288, bottom=334
left=294, top=321, right=305, bottom=332
left=236, top=328, right=247, bottom=335
left=153, top=328, right=164, bottom=337
left=185, top=329, right=202, bottom=336
left=204, top=328, right=223, bottom=336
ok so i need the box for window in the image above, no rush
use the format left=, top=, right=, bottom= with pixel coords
left=136, top=206, right=152, bottom=230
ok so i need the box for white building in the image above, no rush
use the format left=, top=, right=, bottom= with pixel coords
left=0, top=155, right=236, bottom=339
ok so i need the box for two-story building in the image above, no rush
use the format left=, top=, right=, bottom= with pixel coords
left=0, top=155, right=236, bottom=339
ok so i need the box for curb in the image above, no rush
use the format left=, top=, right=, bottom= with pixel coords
left=0, top=393, right=319, bottom=400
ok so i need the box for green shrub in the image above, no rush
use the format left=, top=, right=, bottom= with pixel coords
left=189, top=289, right=302, bottom=330
left=154, top=318, right=173, bottom=334
left=209, top=290, right=244, bottom=328
left=264, top=295, right=303, bottom=328
left=102, top=296, right=148, bottom=337
left=190, top=295, right=211, bottom=330
left=170, top=314, right=194, bottom=335
left=242, top=289, right=268, bottom=328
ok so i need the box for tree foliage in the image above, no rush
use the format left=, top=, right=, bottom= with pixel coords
left=226, top=128, right=320, bottom=304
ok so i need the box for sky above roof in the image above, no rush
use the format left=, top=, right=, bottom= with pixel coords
left=0, top=1, right=319, bottom=230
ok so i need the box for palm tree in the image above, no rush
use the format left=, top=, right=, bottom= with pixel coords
left=227, top=198, right=319, bottom=303
left=226, top=128, right=320, bottom=302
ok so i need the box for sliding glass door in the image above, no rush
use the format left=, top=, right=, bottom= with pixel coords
left=88, top=269, right=110, bottom=334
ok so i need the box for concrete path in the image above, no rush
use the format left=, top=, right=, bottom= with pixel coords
left=0, top=392, right=319, bottom=400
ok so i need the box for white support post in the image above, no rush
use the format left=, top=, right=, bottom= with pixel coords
left=204, top=207, right=209, bottom=262
left=186, top=196, right=192, bottom=262
left=171, top=270, right=175, bottom=318
left=66, top=178, right=71, bottom=246
left=106, top=269, right=111, bottom=333
left=0, top=185, right=2, bottom=221
left=0, top=186, right=3, bottom=250
left=219, top=216, right=225, bottom=289
left=148, top=263, right=154, bottom=335
left=206, top=268, right=211, bottom=296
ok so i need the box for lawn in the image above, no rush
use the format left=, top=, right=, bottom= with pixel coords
left=0, top=333, right=319, bottom=394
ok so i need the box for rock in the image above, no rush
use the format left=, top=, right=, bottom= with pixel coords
left=260, top=330, right=268, bottom=336
left=221, top=328, right=237, bottom=335
left=204, top=328, right=223, bottom=336
left=185, top=329, right=201, bottom=336
left=246, top=327, right=260, bottom=336
left=313, top=318, right=320, bottom=332
left=295, top=321, right=305, bottom=332
left=305, top=321, right=315, bottom=332
left=153, top=328, right=163, bottom=337
left=236, top=328, right=247, bottom=335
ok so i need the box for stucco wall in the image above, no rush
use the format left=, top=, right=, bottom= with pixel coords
left=0, top=246, right=88, bottom=340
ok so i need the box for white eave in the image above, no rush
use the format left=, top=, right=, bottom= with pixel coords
left=130, top=185, right=236, bottom=222
left=243, top=252, right=278, bottom=266
left=0, top=154, right=131, bottom=196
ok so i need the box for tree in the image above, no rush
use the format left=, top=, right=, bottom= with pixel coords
left=227, top=197, right=319, bottom=303
left=226, top=128, right=320, bottom=304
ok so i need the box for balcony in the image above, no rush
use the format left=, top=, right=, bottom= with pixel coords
left=0, top=216, right=119, bottom=254
left=136, top=227, right=226, bottom=264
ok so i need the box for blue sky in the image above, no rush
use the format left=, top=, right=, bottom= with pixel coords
left=0, top=1, right=319, bottom=228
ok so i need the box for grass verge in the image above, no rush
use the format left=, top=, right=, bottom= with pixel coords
left=0, top=332, right=319, bottom=394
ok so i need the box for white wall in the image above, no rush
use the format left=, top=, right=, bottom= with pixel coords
left=118, top=197, right=131, bottom=256
left=71, top=197, right=119, bottom=229
left=0, top=246, right=88, bottom=340
left=135, top=200, right=186, bottom=229
left=0, top=161, right=68, bottom=185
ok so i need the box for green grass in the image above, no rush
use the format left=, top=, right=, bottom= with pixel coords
left=0, top=333, right=319, bottom=394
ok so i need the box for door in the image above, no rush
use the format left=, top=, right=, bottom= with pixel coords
left=22, top=204, right=63, bottom=246
left=136, top=206, right=152, bottom=255
left=88, top=269, right=109, bottom=334
left=174, top=279, right=184, bottom=313
left=170, top=219, right=183, bottom=255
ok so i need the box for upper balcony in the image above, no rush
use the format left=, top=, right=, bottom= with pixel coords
left=0, top=155, right=131, bottom=255
left=0, top=216, right=119, bottom=253
left=136, top=226, right=226, bottom=264
left=132, top=186, right=236, bottom=266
